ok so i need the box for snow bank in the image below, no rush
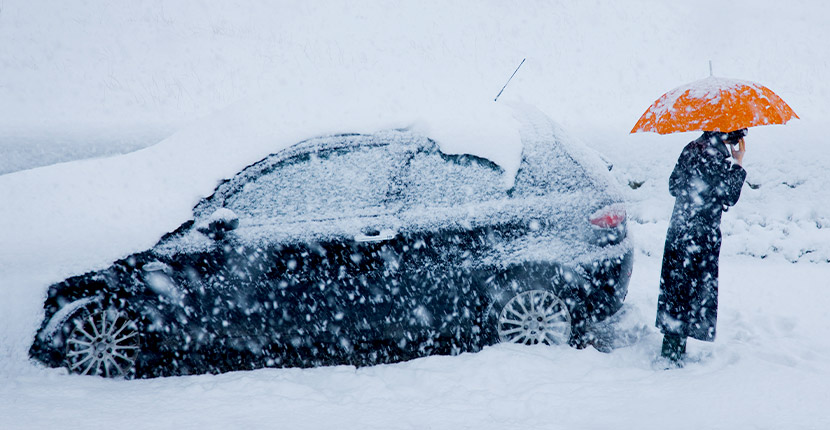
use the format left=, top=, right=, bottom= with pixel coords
left=595, top=119, right=830, bottom=263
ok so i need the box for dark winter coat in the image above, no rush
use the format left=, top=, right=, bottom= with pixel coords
left=656, top=135, right=746, bottom=341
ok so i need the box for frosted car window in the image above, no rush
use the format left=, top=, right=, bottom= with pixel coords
left=511, top=125, right=595, bottom=196
left=224, top=146, right=398, bottom=221
left=401, top=150, right=505, bottom=207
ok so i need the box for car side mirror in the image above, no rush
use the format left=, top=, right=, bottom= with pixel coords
left=597, top=153, right=613, bottom=171
left=197, top=208, right=239, bottom=240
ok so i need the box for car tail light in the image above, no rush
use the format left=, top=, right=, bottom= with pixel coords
left=590, top=205, right=626, bottom=228
left=589, top=204, right=626, bottom=246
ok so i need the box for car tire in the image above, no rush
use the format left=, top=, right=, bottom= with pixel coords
left=492, top=289, right=573, bottom=346
left=64, top=305, right=141, bottom=378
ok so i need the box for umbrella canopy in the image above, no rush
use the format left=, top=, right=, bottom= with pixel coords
left=631, top=76, right=799, bottom=134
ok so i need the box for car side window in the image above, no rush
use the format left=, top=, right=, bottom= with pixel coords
left=223, top=145, right=402, bottom=221
left=399, top=149, right=506, bottom=208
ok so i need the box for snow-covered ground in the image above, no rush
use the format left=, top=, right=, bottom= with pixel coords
left=3, top=257, right=828, bottom=429
left=2, top=1, right=829, bottom=429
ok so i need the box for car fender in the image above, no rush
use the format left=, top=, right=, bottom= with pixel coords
left=37, top=296, right=100, bottom=344
left=474, top=233, right=589, bottom=276
left=141, top=261, right=187, bottom=306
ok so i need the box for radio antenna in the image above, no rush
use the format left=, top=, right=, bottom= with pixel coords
left=494, top=58, right=526, bottom=102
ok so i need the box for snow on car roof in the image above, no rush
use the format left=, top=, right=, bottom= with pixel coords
left=0, top=89, right=610, bottom=288
left=162, top=87, right=525, bottom=190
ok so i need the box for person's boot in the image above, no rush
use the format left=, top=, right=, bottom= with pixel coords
left=660, top=334, right=687, bottom=367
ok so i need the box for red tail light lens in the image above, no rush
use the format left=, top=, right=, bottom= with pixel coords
left=590, top=205, right=626, bottom=228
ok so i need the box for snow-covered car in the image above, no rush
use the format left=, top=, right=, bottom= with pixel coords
left=29, top=108, right=633, bottom=378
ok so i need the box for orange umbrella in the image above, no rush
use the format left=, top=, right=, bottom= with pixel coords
left=631, top=76, right=798, bottom=134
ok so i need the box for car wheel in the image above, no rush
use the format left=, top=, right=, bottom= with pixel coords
left=64, top=306, right=140, bottom=378
left=496, top=289, right=572, bottom=345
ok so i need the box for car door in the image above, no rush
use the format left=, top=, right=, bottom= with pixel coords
left=217, top=136, right=412, bottom=357
left=390, top=145, right=509, bottom=348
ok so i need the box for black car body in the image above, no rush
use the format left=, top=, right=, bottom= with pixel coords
left=30, top=107, right=633, bottom=378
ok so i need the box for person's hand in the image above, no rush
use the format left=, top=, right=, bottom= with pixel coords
left=730, top=138, right=746, bottom=166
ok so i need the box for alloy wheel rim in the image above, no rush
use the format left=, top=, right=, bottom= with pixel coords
left=66, top=308, right=139, bottom=378
left=498, top=290, right=572, bottom=345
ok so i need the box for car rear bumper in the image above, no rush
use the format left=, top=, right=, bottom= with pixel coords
left=582, top=247, right=634, bottom=321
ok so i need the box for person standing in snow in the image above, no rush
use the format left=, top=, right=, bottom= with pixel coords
left=656, top=128, right=747, bottom=365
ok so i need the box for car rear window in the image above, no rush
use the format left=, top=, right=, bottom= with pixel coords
left=399, top=149, right=507, bottom=208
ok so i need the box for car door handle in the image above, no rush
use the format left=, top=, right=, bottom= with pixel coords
left=354, top=228, right=397, bottom=243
